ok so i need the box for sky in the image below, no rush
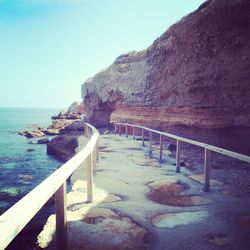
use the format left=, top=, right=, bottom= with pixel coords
left=0, top=0, right=205, bottom=109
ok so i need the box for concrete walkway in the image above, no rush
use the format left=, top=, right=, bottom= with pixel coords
left=38, top=134, right=250, bottom=250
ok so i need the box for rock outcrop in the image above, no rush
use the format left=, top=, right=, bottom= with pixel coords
left=67, top=101, right=86, bottom=114
left=81, top=0, right=250, bottom=130
left=46, top=134, right=79, bottom=162
left=18, top=102, right=87, bottom=162
left=46, top=120, right=86, bottom=162
left=46, top=117, right=86, bottom=162
left=45, top=104, right=87, bottom=162
left=19, top=129, right=45, bottom=138
left=51, top=102, right=86, bottom=120
left=19, top=103, right=85, bottom=138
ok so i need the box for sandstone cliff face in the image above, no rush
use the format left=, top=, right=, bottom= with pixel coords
left=82, top=50, right=148, bottom=127
left=81, top=0, right=250, bottom=151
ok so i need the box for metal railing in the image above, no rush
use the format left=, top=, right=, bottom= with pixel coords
left=0, top=123, right=99, bottom=250
left=114, top=122, right=250, bottom=192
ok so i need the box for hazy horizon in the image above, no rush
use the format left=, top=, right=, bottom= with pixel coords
left=0, top=0, right=205, bottom=109
left=0, top=106, right=63, bottom=109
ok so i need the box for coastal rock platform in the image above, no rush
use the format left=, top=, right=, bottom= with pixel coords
left=38, top=134, right=250, bottom=250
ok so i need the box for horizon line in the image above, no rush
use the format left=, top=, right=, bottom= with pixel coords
left=0, top=106, right=64, bottom=110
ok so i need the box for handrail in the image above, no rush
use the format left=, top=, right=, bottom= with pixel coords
left=114, top=122, right=250, bottom=191
left=0, top=123, right=99, bottom=250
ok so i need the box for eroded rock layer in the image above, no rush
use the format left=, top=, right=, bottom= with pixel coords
left=81, top=0, right=250, bottom=151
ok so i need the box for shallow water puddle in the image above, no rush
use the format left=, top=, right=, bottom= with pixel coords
left=82, top=216, right=105, bottom=224
left=147, top=180, right=211, bottom=206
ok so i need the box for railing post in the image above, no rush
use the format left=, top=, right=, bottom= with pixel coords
left=176, top=139, right=181, bottom=173
left=125, top=125, right=128, bottom=138
left=86, top=126, right=90, bottom=138
left=86, top=126, right=88, bottom=137
left=142, top=128, right=145, bottom=146
left=96, top=139, right=99, bottom=162
left=86, top=154, right=93, bottom=202
left=132, top=126, right=135, bottom=140
left=55, top=182, right=67, bottom=250
left=88, top=127, right=92, bottom=137
left=119, top=124, right=122, bottom=135
left=204, top=148, right=211, bottom=192
left=149, top=131, right=153, bottom=155
left=159, top=134, right=163, bottom=163
left=92, top=146, right=97, bottom=170
left=84, top=124, right=87, bottom=136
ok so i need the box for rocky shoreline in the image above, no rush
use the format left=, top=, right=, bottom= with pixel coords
left=18, top=111, right=82, bottom=138
left=18, top=102, right=86, bottom=162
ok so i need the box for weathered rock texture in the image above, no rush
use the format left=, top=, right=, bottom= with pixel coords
left=46, top=135, right=79, bottom=162
left=46, top=120, right=86, bottom=162
left=81, top=0, right=250, bottom=147
left=67, top=101, right=86, bottom=114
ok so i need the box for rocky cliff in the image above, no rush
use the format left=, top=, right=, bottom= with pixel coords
left=81, top=0, right=250, bottom=152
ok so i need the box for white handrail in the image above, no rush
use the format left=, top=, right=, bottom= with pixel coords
left=0, top=123, right=99, bottom=250
left=114, top=122, right=250, bottom=192
left=114, top=123, right=250, bottom=163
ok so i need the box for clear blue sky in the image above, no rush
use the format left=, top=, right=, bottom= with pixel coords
left=0, top=0, right=205, bottom=109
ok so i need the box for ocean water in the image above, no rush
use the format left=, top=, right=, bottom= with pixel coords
left=0, top=107, right=62, bottom=213
left=0, top=108, right=61, bottom=214
left=1, top=108, right=247, bottom=249
left=0, top=107, right=62, bottom=249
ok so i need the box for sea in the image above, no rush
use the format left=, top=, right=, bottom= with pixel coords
left=0, top=107, right=62, bottom=250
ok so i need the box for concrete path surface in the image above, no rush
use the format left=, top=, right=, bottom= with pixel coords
left=38, top=134, right=250, bottom=250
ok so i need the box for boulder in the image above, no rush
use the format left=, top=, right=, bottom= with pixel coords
left=168, top=143, right=177, bottom=152
left=46, top=135, right=79, bottom=162
left=51, top=111, right=67, bottom=120
left=44, top=129, right=60, bottom=136
left=47, top=119, right=75, bottom=130
left=19, top=130, right=45, bottom=138
left=37, top=138, right=50, bottom=144
left=60, top=120, right=85, bottom=134
left=51, top=115, right=59, bottom=120
left=51, top=102, right=85, bottom=121
left=44, top=119, right=77, bottom=135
